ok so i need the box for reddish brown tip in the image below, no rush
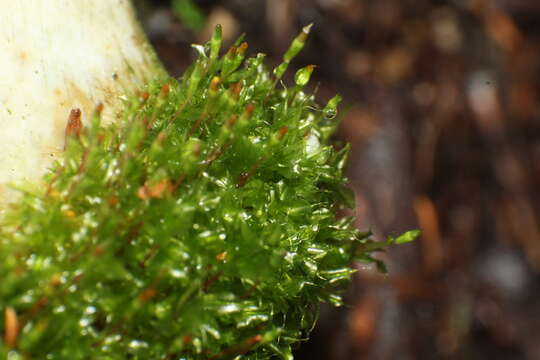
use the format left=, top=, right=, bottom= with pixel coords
left=4, top=307, right=19, bottom=348
left=231, top=82, right=242, bottom=99
left=247, top=334, right=263, bottom=345
left=140, top=91, right=150, bottom=102
left=138, top=287, right=157, bottom=302
left=210, top=76, right=221, bottom=92
left=161, top=83, right=171, bottom=97
left=94, top=103, right=104, bottom=115
left=65, top=108, right=83, bottom=138
left=277, top=126, right=289, bottom=140
left=238, top=42, right=249, bottom=54
left=227, top=115, right=238, bottom=127
left=245, top=103, right=255, bottom=116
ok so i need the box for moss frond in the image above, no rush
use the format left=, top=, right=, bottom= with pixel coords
left=0, top=28, right=415, bottom=359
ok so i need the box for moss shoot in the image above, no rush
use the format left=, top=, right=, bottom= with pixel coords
left=0, top=26, right=417, bottom=359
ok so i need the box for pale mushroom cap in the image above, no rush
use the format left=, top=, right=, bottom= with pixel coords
left=0, top=0, right=163, bottom=202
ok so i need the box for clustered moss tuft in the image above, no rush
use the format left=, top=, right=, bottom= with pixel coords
left=0, top=26, right=416, bottom=359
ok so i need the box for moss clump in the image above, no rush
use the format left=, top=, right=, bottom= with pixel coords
left=0, top=26, right=416, bottom=359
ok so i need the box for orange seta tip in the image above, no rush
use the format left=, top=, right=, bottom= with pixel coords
left=160, top=83, right=171, bottom=97
left=140, top=91, right=150, bottom=102
left=94, top=102, right=104, bottom=115
left=4, top=307, right=19, bottom=348
left=210, top=76, right=221, bottom=91
left=245, top=103, right=255, bottom=115
left=139, top=287, right=157, bottom=302
left=277, top=126, right=289, bottom=140
left=227, top=115, right=238, bottom=127
left=238, top=42, right=249, bottom=54
left=247, top=334, right=263, bottom=345
left=231, top=82, right=242, bottom=98
left=65, top=108, right=83, bottom=142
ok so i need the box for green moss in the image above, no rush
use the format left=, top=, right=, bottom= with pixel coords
left=0, top=28, right=416, bottom=359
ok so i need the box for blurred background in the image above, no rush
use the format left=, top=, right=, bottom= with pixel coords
left=135, top=1, right=540, bottom=359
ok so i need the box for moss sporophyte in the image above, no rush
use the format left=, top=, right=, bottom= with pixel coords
left=0, top=25, right=418, bottom=359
